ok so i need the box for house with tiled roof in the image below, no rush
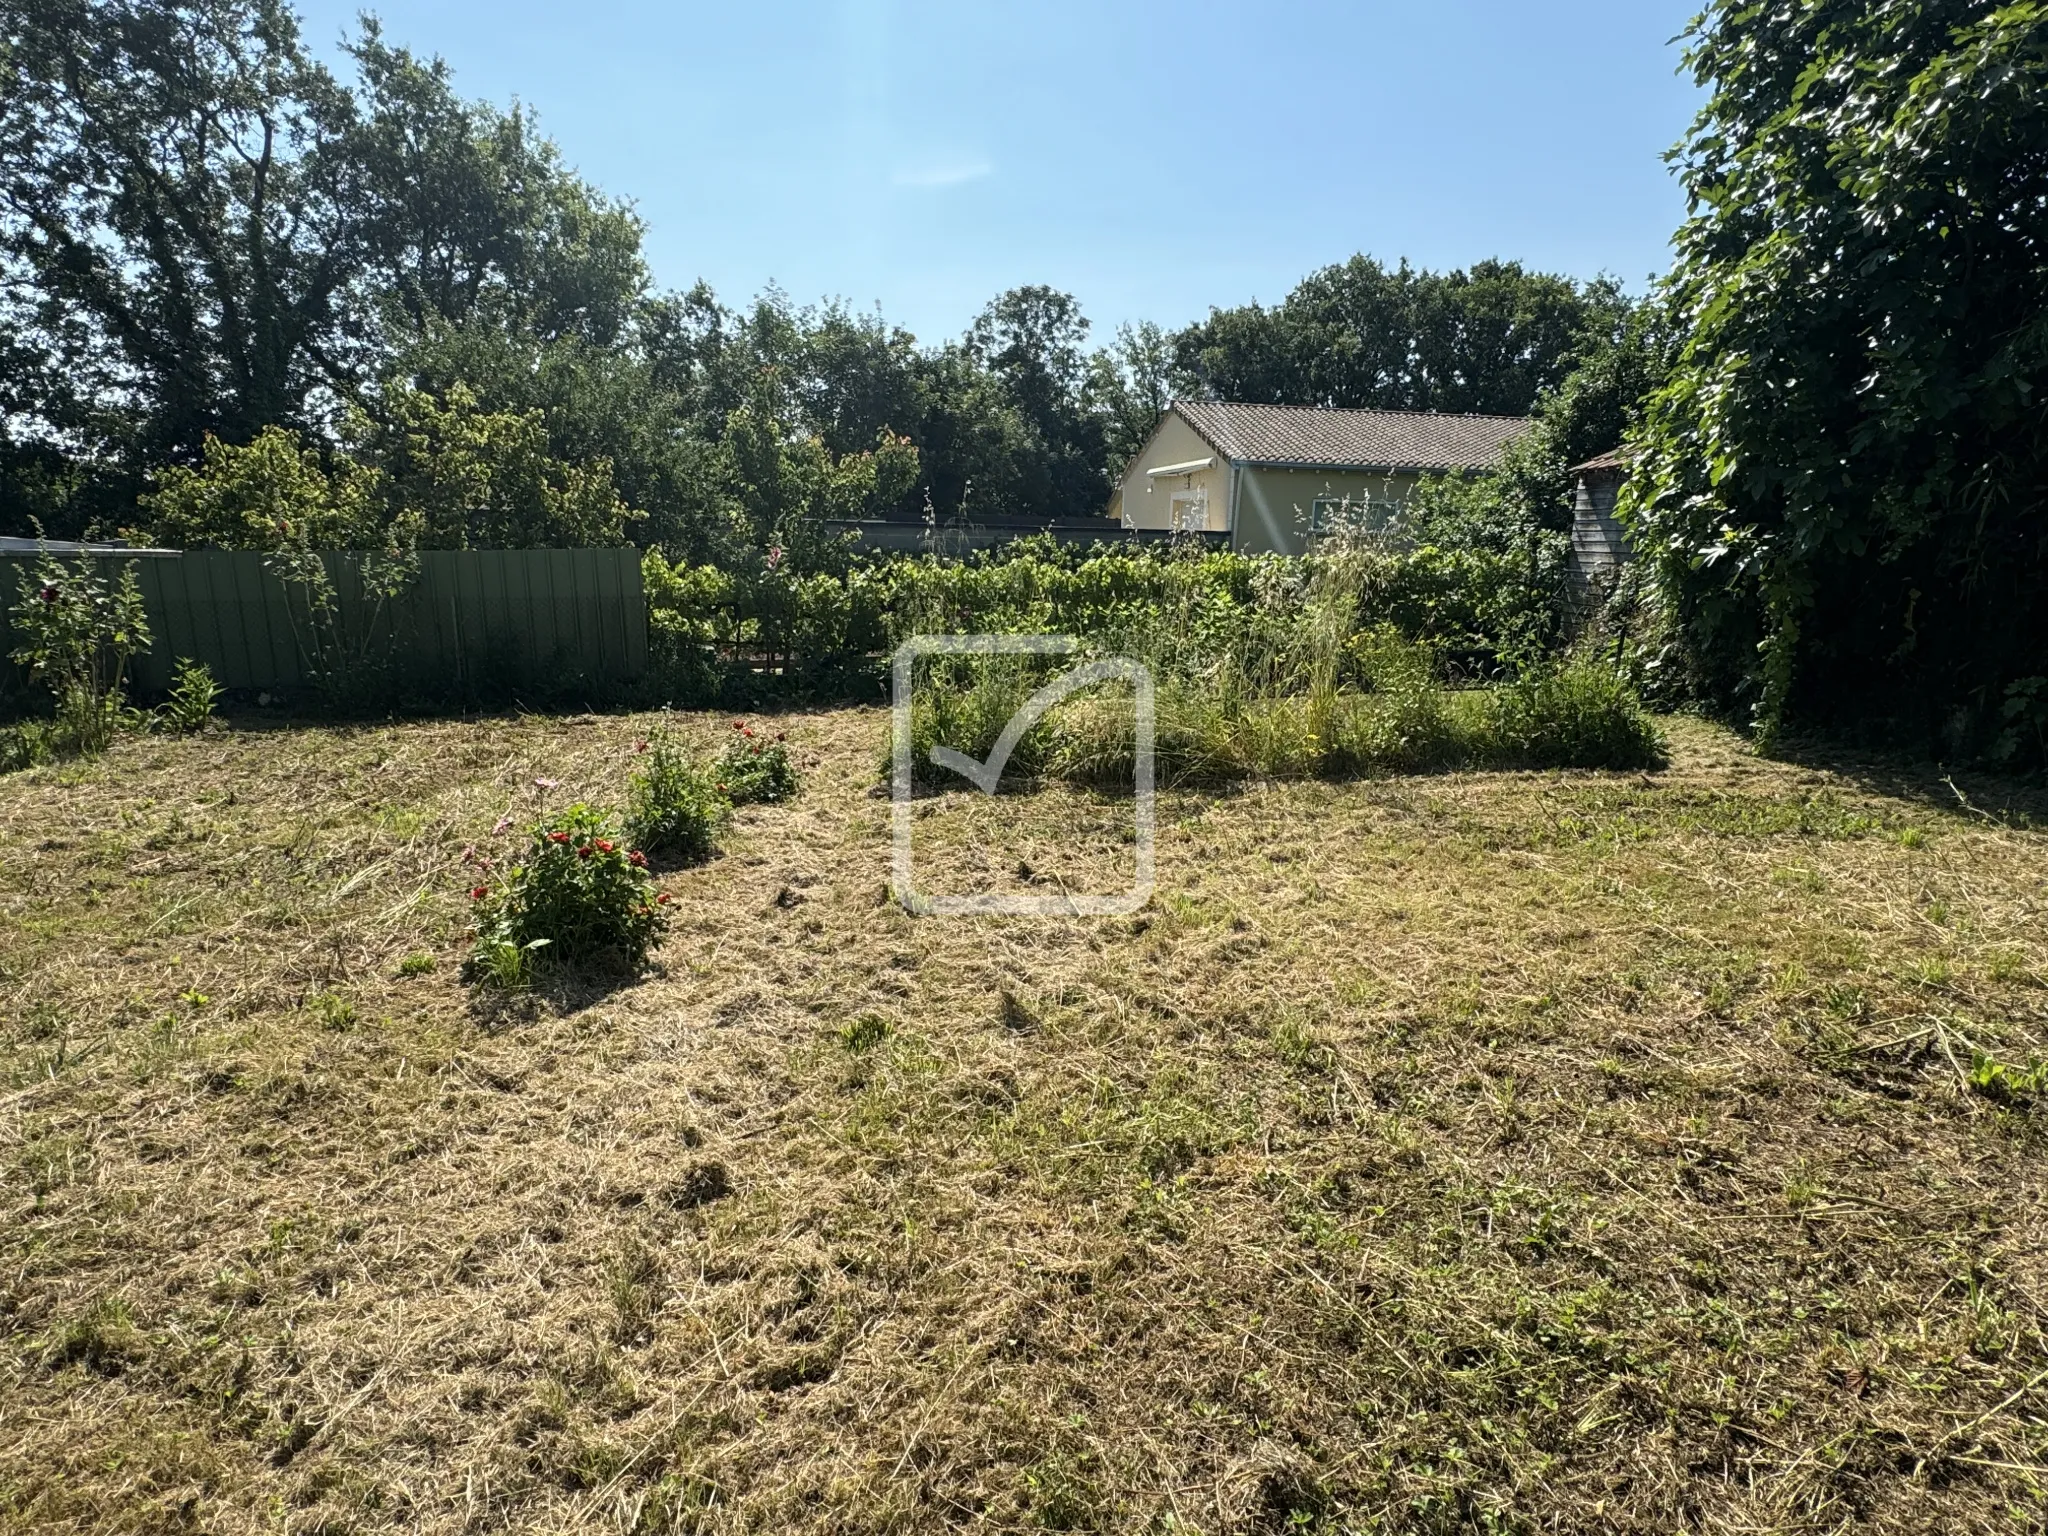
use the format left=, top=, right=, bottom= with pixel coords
left=1108, top=400, right=1532, bottom=555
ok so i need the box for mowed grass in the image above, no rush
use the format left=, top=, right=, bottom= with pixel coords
left=1, top=710, right=2046, bottom=1535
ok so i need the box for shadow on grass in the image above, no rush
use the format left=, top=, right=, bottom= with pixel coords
left=1769, top=732, right=2048, bottom=828
left=464, top=954, right=668, bottom=1029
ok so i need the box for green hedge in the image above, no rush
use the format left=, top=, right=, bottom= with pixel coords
left=644, top=539, right=1561, bottom=703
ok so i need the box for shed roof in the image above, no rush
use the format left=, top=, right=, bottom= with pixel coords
left=1173, top=400, right=1531, bottom=474
left=1570, top=448, right=1632, bottom=475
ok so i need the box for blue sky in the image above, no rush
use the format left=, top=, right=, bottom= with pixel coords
left=291, top=0, right=1705, bottom=345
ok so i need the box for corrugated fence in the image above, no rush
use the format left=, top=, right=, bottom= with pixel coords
left=0, top=547, right=647, bottom=698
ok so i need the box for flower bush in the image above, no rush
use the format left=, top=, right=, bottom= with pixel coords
left=469, top=803, right=666, bottom=985
left=714, top=720, right=800, bottom=805
left=7, top=545, right=152, bottom=756
left=625, top=726, right=728, bottom=863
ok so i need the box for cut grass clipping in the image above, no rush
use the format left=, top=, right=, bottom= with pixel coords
left=1, top=709, right=2044, bottom=1535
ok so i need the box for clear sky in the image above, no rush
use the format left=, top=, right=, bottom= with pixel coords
left=290, top=0, right=1705, bottom=346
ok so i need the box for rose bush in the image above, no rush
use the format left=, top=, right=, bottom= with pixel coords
left=468, top=803, right=666, bottom=986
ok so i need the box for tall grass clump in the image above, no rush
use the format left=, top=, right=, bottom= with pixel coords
left=1480, top=657, right=1668, bottom=770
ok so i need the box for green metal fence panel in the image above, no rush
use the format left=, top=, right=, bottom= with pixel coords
left=1, top=547, right=647, bottom=703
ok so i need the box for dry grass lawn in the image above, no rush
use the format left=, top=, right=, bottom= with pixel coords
left=2, top=708, right=2046, bottom=1534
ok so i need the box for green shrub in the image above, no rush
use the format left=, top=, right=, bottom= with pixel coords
left=159, top=658, right=222, bottom=733
left=1481, top=657, right=1668, bottom=771
left=713, top=720, right=800, bottom=804
left=7, top=546, right=152, bottom=756
left=625, top=727, right=728, bottom=863
left=0, top=721, right=54, bottom=774
left=469, top=803, right=667, bottom=985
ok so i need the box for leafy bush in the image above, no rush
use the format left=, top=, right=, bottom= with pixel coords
left=469, top=803, right=666, bottom=985
left=159, top=658, right=222, bottom=732
left=625, top=727, right=728, bottom=863
left=713, top=720, right=800, bottom=804
left=6, top=547, right=151, bottom=756
left=1633, top=0, right=2048, bottom=760
left=1480, top=657, right=1668, bottom=771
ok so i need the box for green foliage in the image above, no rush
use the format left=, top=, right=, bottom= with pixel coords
left=144, top=428, right=383, bottom=551
left=625, top=728, right=728, bottom=864
left=713, top=722, right=800, bottom=804
left=0, top=0, right=645, bottom=518
left=159, top=658, right=222, bottom=733
left=645, top=534, right=1565, bottom=705
left=143, top=391, right=636, bottom=553
left=470, top=803, right=666, bottom=982
left=1969, top=1051, right=2046, bottom=1111
left=1481, top=657, right=1669, bottom=771
left=1172, top=256, right=1634, bottom=416
left=6, top=547, right=151, bottom=755
left=1633, top=0, right=2048, bottom=760
left=369, top=382, right=637, bottom=550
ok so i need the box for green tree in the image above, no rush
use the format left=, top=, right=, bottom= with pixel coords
left=1631, top=0, right=2048, bottom=758
left=0, top=0, right=646, bottom=532
left=1173, top=256, right=1632, bottom=416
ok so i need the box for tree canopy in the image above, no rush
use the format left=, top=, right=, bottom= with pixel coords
left=1170, top=257, right=1634, bottom=417
left=0, top=0, right=1651, bottom=577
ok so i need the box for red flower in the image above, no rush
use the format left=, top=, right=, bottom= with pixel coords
left=628, top=850, right=647, bottom=868
left=470, top=885, right=489, bottom=900
left=731, top=720, right=744, bottom=731
left=636, top=740, right=649, bottom=753
left=656, top=892, right=672, bottom=905
left=577, top=844, right=593, bottom=859
left=595, top=839, right=615, bottom=854
left=742, top=727, right=754, bottom=738
left=716, top=783, right=728, bottom=794
left=548, top=830, right=571, bottom=844
left=38, top=585, right=58, bottom=604
left=775, top=733, right=786, bottom=743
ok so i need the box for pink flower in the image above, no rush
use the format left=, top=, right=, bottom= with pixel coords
left=595, top=839, right=615, bottom=854
left=534, top=777, right=560, bottom=793
left=628, top=850, right=647, bottom=868
left=491, top=814, right=514, bottom=836
left=656, top=892, right=672, bottom=905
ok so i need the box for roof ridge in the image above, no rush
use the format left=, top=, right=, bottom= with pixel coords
left=1176, top=399, right=1534, bottom=424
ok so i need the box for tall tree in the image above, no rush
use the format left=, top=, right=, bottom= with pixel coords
left=1173, top=256, right=1631, bottom=417
left=1631, top=0, right=2048, bottom=759
left=0, top=0, right=645, bottom=533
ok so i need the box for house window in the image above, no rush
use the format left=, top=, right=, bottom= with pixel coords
left=1309, top=495, right=1405, bottom=538
left=1168, top=488, right=1209, bottom=532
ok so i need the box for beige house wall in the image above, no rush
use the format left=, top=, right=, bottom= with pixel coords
left=1107, top=407, right=1438, bottom=554
left=1231, top=466, right=1422, bottom=556
left=1108, top=413, right=1230, bottom=533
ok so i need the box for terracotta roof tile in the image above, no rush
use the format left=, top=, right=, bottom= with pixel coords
left=1174, top=400, right=1530, bottom=474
